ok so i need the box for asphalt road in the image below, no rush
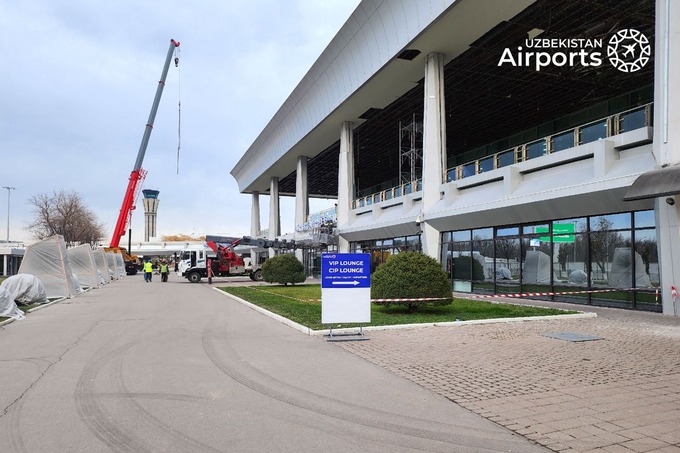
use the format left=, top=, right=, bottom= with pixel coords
left=0, top=275, right=548, bottom=452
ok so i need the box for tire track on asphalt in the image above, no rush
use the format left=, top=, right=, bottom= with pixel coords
left=201, top=319, right=530, bottom=452
left=75, top=330, right=227, bottom=453
left=1, top=358, right=50, bottom=453
left=2, top=320, right=100, bottom=453
left=74, top=340, right=150, bottom=453
left=110, top=340, right=224, bottom=453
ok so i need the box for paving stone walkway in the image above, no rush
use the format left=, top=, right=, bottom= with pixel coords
left=336, top=298, right=680, bottom=453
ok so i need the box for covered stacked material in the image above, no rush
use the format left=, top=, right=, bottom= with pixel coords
left=92, top=249, right=110, bottom=284
left=17, top=235, right=82, bottom=299
left=1, top=274, right=48, bottom=304
left=68, top=244, right=100, bottom=289
left=0, top=285, right=23, bottom=319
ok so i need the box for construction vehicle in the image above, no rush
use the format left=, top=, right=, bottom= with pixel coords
left=104, top=246, right=140, bottom=275
left=109, top=39, right=180, bottom=274
left=179, top=235, right=296, bottom=283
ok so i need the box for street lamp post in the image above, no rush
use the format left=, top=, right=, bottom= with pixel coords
left=3, top=186, right=16, bottom=242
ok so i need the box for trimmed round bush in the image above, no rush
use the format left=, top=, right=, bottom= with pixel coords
left=371, top=251, right=452, bottom=312
left=261, top=254, right=305, bottom=285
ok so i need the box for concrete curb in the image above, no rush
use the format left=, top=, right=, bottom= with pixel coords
left=0, top=317, right=16, bottom=327
left=213, top=287, right=597, bottom=337
left=27, top=296, right=68, bottom=313
left=212, top=287, right=312, bottom=335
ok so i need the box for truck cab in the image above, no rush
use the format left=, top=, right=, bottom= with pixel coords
left=178, top=242, right=262, bottom=283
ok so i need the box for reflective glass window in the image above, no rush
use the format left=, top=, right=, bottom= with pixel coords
left=521, top=237, right=552, bottom=289
left=590, top=213, right=631, bottom=231
left=496, top=226, right=519, bottom=237
left=620, top=108, right=647, bottom=132
left=590, top=230, right=632, bottom=287
left=406, top=235, right=420, bottom=245
left=580, top=120, right=607, bottom=144
left=551, top=130, right=575, bottom=152
left=453, top=230, right=471, bottom=242
left=497, top=149, right=515, bottom=168
left=523, top=224, right=549, bottom=235
left=634, top=210, right=655, bottom=228
left=495, top=238, right=521, bottom=285
left=526, top=140, right=547, bottom=159
left=479, top=156, right=494, bottom=173
left=473, top=227, right=493, bottom=241
left=462, top=163, right=476, bottom=177
left=554, top=218, right=586, bottom=228
left=634, top=229, right=659, bottom=288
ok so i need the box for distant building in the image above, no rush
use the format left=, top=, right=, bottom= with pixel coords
left=0, top=241, right=24, bottom=276
left=142, top=189, right=160, bottom=242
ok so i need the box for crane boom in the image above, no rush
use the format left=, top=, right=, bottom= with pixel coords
left=110, top=39, right=180, bottom=248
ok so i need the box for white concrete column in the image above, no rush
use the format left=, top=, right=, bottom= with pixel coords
left=3, top=255, right=8, bottom=276
left=295, top=156, right=309, bottom=229
left=337, top=121, right=354, bottom=253
left=654, top=0, right=680, bottom=315
left=269, top=177, right=280, bottom=239
left=251, top=191, right=261, bottom=237
left=421, top=52, right=446, bottom=259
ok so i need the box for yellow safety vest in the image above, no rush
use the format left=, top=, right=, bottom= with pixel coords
left=160, top=264, right=169, bottom=273
left=144, top=262, right=153, bottom=273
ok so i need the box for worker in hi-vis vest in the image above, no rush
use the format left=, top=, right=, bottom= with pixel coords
left=144, top=259, right=153, bottom=282
left=160, top=260, right=169, bottom=282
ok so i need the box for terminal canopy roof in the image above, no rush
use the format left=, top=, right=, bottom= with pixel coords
left=233, top=0, right=654, bottom=199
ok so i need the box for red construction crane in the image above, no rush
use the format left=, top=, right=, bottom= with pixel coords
left=110, top=38, right=180, bottom=249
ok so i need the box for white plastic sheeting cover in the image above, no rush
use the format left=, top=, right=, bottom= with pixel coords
left=113, top=253, right=125, bottom=278
left=18, top=235, right=82, bottom=299
left=105, top=252, right=119, bottom=280
left=68, top=244, right=100, bottom=289
left=1, top=274, right=47, bottom=304
left=92, top=249, right=109, bottom=284
left=0, top=285, right=24, bottom=319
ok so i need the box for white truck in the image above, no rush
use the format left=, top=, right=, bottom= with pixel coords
left=178, top=236, right=290, bottom=283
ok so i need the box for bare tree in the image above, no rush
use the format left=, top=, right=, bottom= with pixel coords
left=27, top=190, right=106, bottom=247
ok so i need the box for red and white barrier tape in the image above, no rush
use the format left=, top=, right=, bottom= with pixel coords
left=245, top=286, right=656, bottom=304
left=371, top=297, right=449, bottom=302
left=470, top=288, right=642, bottom=299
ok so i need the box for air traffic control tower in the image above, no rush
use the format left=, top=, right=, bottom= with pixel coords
left=142, top=189, right=160, bottom=242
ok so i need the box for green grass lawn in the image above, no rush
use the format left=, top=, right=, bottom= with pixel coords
left=219, top=284, right=577, bottom=331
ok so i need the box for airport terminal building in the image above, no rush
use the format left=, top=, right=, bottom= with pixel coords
left=231, top=0, right=680, bottom=315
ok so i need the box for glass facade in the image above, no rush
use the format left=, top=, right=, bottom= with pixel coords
left=441, top=210, right=660, bottom=311
left=351, top=235, right=422, bottom=272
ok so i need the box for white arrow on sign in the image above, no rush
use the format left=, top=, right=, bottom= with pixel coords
left=332, top=280, right=360, bottom=286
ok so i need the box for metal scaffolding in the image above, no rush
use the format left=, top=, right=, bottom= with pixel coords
left=399, top=114, right=423, bottom=185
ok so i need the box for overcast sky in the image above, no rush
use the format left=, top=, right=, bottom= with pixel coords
left=0, top=0, right=361, bottom=244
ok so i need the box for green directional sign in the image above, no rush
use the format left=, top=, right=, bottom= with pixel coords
left=535, top=223, right=575, bottom=243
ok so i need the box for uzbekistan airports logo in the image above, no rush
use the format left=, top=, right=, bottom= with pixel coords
left=498, top=29, right=650, bottom=73
left=607, top=29, right=651, bottom=73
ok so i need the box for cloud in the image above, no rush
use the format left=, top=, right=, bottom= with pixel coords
left=0, top=0, right=360, bottom=243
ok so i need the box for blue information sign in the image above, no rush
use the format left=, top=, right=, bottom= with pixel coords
left=321, top=253, right=371, bottom=289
